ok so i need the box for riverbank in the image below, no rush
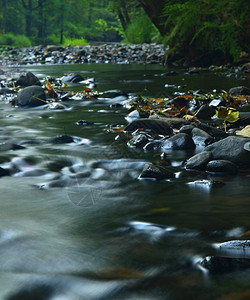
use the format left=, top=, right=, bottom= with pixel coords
left=0, top=43, right=165, bottom=66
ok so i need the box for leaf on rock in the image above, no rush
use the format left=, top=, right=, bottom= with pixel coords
left=215, top=106, right=239, bottom=123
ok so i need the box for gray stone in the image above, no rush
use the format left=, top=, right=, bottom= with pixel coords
left=204, top=136, right=250, bottom=168
left=185, top=151, right=213, bottom=170
left=128, top=134, right=149, bottom=148
left=229, top=86, right=250, bottom=96
left=206, top=160, right=237, bottom=174
left=125, top=118, right=173, bottom=135
left=15, top=72, right=41, bottom=87
left=192, top=127, right=214, bottom=147
left=139, top=162, right=175, bottom=180
left=161, top=133, right=195, bottom=151
left=17, top=86, right=46, bottom=107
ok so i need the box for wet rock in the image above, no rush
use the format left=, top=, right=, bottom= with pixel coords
left=179, top=125, right=195, bottom=135
left=0, top=142, right=25, bottom=151
left=0, top=167, right=9, bottom=177
left=170, top=96, right=190, bottom=108
left=200, top=256, right=250, bottom=274
left=161, top=133, right=195, bottom=151
left=125, top=118, right=173, bottom=135
left=6, top=283, right=54, bottom=300
left=51, top=135, right=74, bottom=144
left=198, top=123, right=227, bottom=139
left=60, top=73, right=84, bottom=84
left=191, top=127, right=214, bottom=147
left=98, top=90, right=128, bottom=99
left=139, top=162, right=175, bottom=180
left=206, top=160, right=238, bottom=174
left=185, top=151, right=213, bottom=171
left=204, top=136, right=250, bottom=168
left=128, top=133, right=149, bottom=148
left=0, top=87, right=15, bottom=94
left=236, top=112, right=250, bottom=126
left=195, top=104, right=215, bottom=120
left=213, top=240, right=250, bottom=257
left=17, top=86, right=47, bottom=107
left=15, top=72, right=41, bottom=87
left=229, top=86, right=250, bottom=96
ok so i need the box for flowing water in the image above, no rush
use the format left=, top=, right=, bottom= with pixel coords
left=0, top=64, right=250, bottom=299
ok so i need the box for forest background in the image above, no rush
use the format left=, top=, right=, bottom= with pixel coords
left=0, top=0, right=249, bottom=65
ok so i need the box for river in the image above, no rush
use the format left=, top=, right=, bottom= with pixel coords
left=0, top=63, right=250, bottom=299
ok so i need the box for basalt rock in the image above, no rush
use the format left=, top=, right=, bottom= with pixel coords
left=191, top=127, right=214, bottom=147
left=185, top=151, right=213, bottom=171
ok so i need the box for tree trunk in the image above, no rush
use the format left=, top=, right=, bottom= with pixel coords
left=137, top=0, right=167, bottom=36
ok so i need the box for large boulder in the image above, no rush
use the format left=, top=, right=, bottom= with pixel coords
left=15, top=72, right=41, bottom=87
left=204, top=136, right=250, bottom=168
left=17, top=86, right=47, bottom=107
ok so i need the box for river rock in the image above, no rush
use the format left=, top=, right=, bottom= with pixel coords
left=139, top=162, right=175, bottom=180
left=179, top=125, right=195, bottom=135
left=229, top=86, right=250, bottom=95
left=17, top=85, right=47, bottom=107
left=128, top=133, right=149, bottom=148
left=204, top=136, right=250, bottom=168
left=125, top=118, right=173, bottom=135
left=195, top=104, right=215, bottom=120
left=185, top=151, right=213, bottom=171
left=198, top=123, right=227, bottom=139
left=236, top=112, right=250, bottom=126
left=60, top=73, right=84, bottom=83
left=200, top=256, right=250, bottom=274
left=0, top=141, right=25, bottom=151
left=206, top=160, right=238, bottom=174
left=15, top=72, right=41, bottom=87
left=0, top=167, right=9, bottom=177
left=161, top=133, right=195, bottom=151
left=191, top=128, right=214, bottom=147
left=51, top=135, right=74, bottom=144
left=98, top=90, right=128, bottom=99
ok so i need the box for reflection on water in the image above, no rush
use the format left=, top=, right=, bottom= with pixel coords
left=0, top=64, right=250, bottom=299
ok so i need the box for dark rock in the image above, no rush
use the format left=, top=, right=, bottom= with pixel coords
left=191, top=127, right=214, bottom=147
left=229, top=86, right=250, bottom=96
left=76, top=120, right=92, bottom=126
left=195, top=104, right=215, bottom=120
left=128, top=134, right=149, bottom=148
left=125, top=118, right=174, bottom=135
left=0, top=167, right=9, bottom=177
left=99, top=90, right=128, bottom=99
left=200, top=256, right=250, bottom=274
left=6, top=283, right=54, bottom=300
left=185, top=151, right=213, bottom=171
left=60, top=74, right=84, bottom=84
left=206, top=160, right=238, bottom=174
left=143, top=140, right=162, bottom=151
left=198, top=122, right=228, bottom=138
left=161, top=133, right=195, bottom=151
left=188, top=67, right=200, bottom=74
left=45, top=45, right=64, bottom=52
left=0, top=142, right=25, bottom=151
left=15, top=72, right=41, bottom=87
left=0, top=88, right=15, bottom=94
left=204, top=136, right=250, bottom=168
left=139, top=162, right=175, bottom=180
left=235, top=112, right=250, bottom=126
left=170, top=96, right=190, bottom=108
left=179, top=125, right=195, bottom=135
left=213, top=240, right=250, bottom=257
left=52, top=135, right=74, bottom=144
left=17, top=86, right=46, bottom=107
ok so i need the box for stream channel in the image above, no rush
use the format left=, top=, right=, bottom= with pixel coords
left=0, top=63, right=250, bottom=299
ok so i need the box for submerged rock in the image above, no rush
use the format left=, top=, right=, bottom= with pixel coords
left=200, top=256, right=250, bottom=274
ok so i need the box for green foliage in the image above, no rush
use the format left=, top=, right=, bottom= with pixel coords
left=61, top=37, right=88, bottom=46
left=0, top=33, right=31, bottom=47
left=124, top=14, right=159, bottom=44
left=163, top=0, right=250, bottom=64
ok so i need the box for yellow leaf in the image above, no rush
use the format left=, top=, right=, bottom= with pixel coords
left=215, top=107, right=239, bottom=123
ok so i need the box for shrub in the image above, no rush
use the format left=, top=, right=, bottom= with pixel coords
left=0, top=33, right=31, bottom=47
